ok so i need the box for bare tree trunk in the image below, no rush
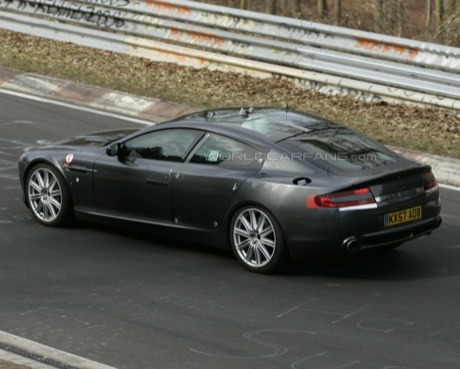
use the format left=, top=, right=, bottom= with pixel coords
left=317, top=0, right=328, bottom=17
left=267, top=0, right=277, bottom=14
left=334, top=0, right=342, bottom=25
left=373, top=0, right=384, bottom=33
left=435, top=0, right=444, bottom=37
left=426, top=0, right=432, bottom=31
left=294, top=0, right=302, bottom=18
left=392, top=0, right=403, bottom=36
left=435, top=0, right=444, bottom=28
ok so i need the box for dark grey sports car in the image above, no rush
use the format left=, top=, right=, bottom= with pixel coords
left=18, top=107, right=442, bottom=273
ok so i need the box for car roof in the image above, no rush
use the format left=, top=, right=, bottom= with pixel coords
left=160, top=107, right=344, bottom=144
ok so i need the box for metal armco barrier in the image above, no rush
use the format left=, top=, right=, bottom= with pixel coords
left=1, top=0, right=460, bottom=111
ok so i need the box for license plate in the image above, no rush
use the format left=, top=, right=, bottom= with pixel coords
left=384, top=206, right=422, bottom=227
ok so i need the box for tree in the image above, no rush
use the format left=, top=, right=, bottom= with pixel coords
left=391, top=0, right=403, bottom=36
left=294, top=0, right=302, bottom=18
left=435, top=0, right=443, bottom=35
left=426, top=0, right=432, bottom=31
left=267, top=0, right=277, bottom=14
left=317, top=0, right=328, bottom=17
left=373, top=0, right=384, bottom=33
left=334, top=0, right=342, bottom=25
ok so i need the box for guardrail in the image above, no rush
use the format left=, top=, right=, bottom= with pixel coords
left=1, top=0, right=460, bottom=111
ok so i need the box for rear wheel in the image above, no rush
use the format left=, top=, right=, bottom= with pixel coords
left=230, top=206, right=288, bottom=274
left=26, top=164, right=73, bottom=227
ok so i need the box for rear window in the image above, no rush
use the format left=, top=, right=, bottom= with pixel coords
left=240, top=112, right=319, bottom=136
left=278, top=130, right=398, bottom=172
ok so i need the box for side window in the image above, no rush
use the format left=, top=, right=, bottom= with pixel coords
left=125, top=129, right=202, bottom=162
left=190, top=133, right=262, bottom=170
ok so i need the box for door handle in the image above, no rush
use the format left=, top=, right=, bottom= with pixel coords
left=145, top=170, right=170, bottom=185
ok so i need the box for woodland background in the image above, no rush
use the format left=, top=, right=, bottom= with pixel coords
left=199, top=0, right=460, bottom=46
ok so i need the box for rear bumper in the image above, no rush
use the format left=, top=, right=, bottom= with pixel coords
left=287, top=215, right=441, bottom=258
left=349, top=215, right=442, bottom=251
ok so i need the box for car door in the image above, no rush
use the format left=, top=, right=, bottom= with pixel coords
left=171, top=132, right=264, bottom=230
left=92, top=128, right=203, bottom=223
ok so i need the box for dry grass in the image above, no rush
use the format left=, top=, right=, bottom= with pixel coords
left=1, top=29, right=459, bottom=158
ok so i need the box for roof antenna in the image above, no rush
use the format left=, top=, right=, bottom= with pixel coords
left=206, top=111, right=215, bottom=119
left=239, top=107, right=255, bottom=118
left=201, top=111, right=215, bottom=120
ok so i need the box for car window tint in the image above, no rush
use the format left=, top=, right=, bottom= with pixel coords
left=190, top=133, right=262, bottom=170
left=279, top=130, right=398, bottom=172
left=125, top=129, right=202, bottom=162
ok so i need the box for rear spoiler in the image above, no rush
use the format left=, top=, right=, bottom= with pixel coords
left=349, top=164, right=432, bottom=189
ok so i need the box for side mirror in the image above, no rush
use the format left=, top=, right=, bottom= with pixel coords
left=106, top=143, right=126, bottom=157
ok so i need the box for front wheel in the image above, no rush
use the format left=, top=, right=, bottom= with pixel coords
left=230, top=206, right=288, bottom=274
left=26, top=163, right=73, bottom=227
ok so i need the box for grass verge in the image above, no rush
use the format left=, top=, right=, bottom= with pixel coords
left=0, top=358, right=29, bottom=369
left=1, top=29, right=459, bottom=158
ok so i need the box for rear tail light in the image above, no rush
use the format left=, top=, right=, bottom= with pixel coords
left=307, top=187, right=376, bottom=208
left=422, top=170, right=438, bottom=195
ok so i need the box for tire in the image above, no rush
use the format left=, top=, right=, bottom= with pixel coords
left=26, top=163, right=73, bottom=227
left=229, top=206, right=288, bottom=274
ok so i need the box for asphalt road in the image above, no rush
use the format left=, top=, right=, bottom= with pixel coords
left=1, top=91, right=459, bottom=369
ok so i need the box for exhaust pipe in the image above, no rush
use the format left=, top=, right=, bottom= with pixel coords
left=342, top=237, right=360, bottom=253
left=435, top=216, right=442, bottom=229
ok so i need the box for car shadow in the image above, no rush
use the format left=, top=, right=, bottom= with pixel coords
left=284, top=247, right=449, bottom=281
left=74, top=220, right=234, bottom=259
left=70, top=220, right=457, bottom=281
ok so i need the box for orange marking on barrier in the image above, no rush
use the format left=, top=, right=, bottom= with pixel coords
left=167, top=26, right=182, bottom=40
left=188, top=30, right=225, bottom=47
left=407, top=48, right=420, bottom=61
left=213, top=37, right=225, bottom=47
left=190, top=31, right=212, bottom=44
left=165, top=26, right=225, bottom=50
left=389, top=42, right=405, bottom=55
left=355, top=37, right=419, bottom=61
left=146, top=1, right=191, bottom=16
left=355, top=37, right=378, bottom=51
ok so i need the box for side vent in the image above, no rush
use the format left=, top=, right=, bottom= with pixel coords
left=293, top=177, right=312, bottom=186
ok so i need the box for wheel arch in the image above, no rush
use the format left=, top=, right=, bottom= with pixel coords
left=222, top=200, right=289, bottom=255
left=23, top=158, right=75, bottom=209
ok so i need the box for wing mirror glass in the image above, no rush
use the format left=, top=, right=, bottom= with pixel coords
left=106, top=143, right=127, bottom=157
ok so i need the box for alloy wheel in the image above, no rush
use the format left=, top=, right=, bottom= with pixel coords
left=27, top=167, right=63, bottom=223
left=232, top=208, right=277, bottom=268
